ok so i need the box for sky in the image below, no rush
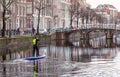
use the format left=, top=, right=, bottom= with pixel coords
left=86, top=0, right=120, bottom=11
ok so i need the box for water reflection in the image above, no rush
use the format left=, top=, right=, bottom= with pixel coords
left=0, top=38, right=120, bottom=76
left=33, top=61, right=38, bottom=77
left=48, top=45, right=117, bottom=62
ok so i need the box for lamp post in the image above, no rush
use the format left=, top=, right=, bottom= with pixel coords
left=48, top=19, right=51, bottom=34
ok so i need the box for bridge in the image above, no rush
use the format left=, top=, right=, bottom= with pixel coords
left=52, top=24, right=120, bottom=47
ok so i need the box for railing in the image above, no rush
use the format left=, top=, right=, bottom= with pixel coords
left=59, top=24, right=119, bottom=32
left=53, top=24, right=118, bottom=33
left=78, top=24, right=117, bottom=30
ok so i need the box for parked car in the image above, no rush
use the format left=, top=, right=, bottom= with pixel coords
left=39, top=29, right=47, bottom=34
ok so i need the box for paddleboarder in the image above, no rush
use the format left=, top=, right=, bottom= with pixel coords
left=32, top=35, right=39, bottom=57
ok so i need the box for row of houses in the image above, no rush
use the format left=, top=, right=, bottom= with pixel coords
left=95, top=4, right=118, bottom=24
left=26, top=0, right=88, bottom=30
left=0, top=0, right=119, bottom=32
left=0, top=0, right=88, bottom=31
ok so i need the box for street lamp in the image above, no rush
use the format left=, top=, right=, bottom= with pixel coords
left=48, top=19, right=51, bottom=33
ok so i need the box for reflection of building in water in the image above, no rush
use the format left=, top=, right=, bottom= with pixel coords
left=70, top=47, right=117, bottom=62
left=71, top=48, right=92, bottom=62
left=0, top=45, right=118, bottom=76
left=89, top=36, right=106, bottom=48
left=49, top=45, right=117, bottom=62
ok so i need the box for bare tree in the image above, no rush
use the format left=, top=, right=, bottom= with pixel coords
left=68, top=0, right=78, bottom=28
left=80, top=8, right=86, bottom=25
left=84, top=7, right=90, bottom=24
left=76, top=2, right=81, bottom=27
left=69, top=0, right=93, bottom=28
left=35, top=0, right=49, bottom=34
left=35, top=0, right=44, bottom=34
left=89, top=9, right=96, bottom=23
left=0, top=0, right=15, bottom=37
left=96, top=14, right=102, bottom=24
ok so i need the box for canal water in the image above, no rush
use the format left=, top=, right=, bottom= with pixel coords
left=0, top=37, right=120, bottom=77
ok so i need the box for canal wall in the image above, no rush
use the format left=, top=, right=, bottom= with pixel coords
left=38, top=34, right=51, bottom=45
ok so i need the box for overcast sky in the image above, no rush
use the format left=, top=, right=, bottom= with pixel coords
left=86, top=0, right=120, bottom=11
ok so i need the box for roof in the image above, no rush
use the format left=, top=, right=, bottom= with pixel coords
left=96, top=4, right=117, bottom=10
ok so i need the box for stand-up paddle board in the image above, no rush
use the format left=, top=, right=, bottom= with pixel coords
left=25, top=55, right=46, bottom=61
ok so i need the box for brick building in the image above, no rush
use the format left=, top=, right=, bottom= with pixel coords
left=0, top=0, right=88, bottom=33
left=96, top=4, right=118, bottom=24
left=0, top=0, right=26, bottom=32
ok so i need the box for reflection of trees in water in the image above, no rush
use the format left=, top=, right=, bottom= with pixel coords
left=54, top=37, right=119, bottom=48
left=0, top=44, right=118, bottom=77
left=2, top=64, right=6, bottom=77
left=1, top=47, right=10, bottom=61
left=33, top=61, right=38, bottom=77
left=70, top=48, right=92, bottom=62
left=0, top=38, right=32, bottom=61
left=0, top=47, right=32, bottom=62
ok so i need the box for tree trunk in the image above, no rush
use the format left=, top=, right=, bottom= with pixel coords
left=37, top=9, right=40, bottom=35
left=77, top=16, right=79, bottom=28
left=2, top=9, right=6, bottom=37
left=86, top=16, right=88, bottom=24
left=82, top=17, right=84, bottom=24
left=70, top=12, right=72, bottom=28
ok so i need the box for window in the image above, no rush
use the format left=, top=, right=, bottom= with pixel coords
left=27, top=2, right=32, bottom=14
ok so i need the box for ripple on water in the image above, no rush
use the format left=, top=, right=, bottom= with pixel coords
left=60, top=61, right=120, bottom=77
